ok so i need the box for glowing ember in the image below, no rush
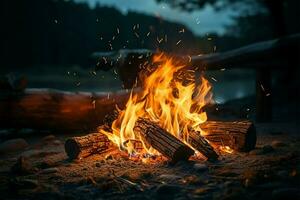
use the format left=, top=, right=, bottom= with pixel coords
left=99, top=53, right=214, bottom=155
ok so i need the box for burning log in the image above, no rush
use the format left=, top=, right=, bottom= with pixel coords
left=65, top=125, right=113, bottom=159
left=102, top=111, right=217, bottom=160
left=200, top=121, right=256, bottom=152
left=65, top=118, right=195, bottom=162
left=64, top=120, right=256, bottom=160
left=187, top=129, right=218, bottom=160
left=133, top=118, right=195, bottom=162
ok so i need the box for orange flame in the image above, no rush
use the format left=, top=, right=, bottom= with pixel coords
left=100, top=53, right=213, bottom=155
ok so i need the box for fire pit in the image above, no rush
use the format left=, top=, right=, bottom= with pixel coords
left=65, top=53, right=256, bottom=163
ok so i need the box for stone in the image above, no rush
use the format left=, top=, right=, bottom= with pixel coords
left=249, top=148, right=264, bottom=155
left=0, top=138, right=28, bottom=154
left=53, top=140, right=61, bottom=145
left=182, top=175, right=202, bottom=185
left=271, top=140, right=287, bottom=148
left=40, top=167, right=58, bottom=174
left=159, top=174, right=182, bottom=182
left=11, top=156, right=35, bottom=175
left=194, top=187, right=213, bottom=195
left=42, top=135, right=56, bottom=142
left=194, top=163, right=208, bottom=172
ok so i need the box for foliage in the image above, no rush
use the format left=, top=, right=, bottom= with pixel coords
left=2, top=0, right=198, bottom=69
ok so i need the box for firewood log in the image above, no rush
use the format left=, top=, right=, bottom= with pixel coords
left=187, top=128, right=218, bottom=160
left=64, top=120, right=256, bottom=159
left=65, top=118, right=195, bottom=162
left=200, top=121, right=256, bottom=152
left=133, top=118, right=194, bottom=162
left=65, top=125, right=114, bottom=159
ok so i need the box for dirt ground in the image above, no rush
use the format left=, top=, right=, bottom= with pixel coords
left=0, top=123, right=299, bottom=200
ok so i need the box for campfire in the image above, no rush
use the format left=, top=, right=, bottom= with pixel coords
left=65, top=53, right=256, bottom=162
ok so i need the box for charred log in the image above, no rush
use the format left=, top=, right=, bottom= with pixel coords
left=187, top=128, right=218, bottom=160
left=133, top=118, right=194, bottom=163
left=200, top=121, right=256, bottom=152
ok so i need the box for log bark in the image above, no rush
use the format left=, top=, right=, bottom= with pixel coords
left=187, top=129, right=218, bottom=160
left=64, top=119, right=256, bottom=159
left=65, top=125, right=114, bottom=159
left=200, top=120, right=256, bottom=152
left=0, top=88, right=131, bottom=131
left=65, top=117, right=195, bottom=162
left=133, top=118, right=194, bottom=162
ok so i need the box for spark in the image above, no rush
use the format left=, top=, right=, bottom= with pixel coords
left=102, top=57, right=107, bottom=64
left=156, top=37, right=163, bottom=43
left=179, top=28, right=185, bottom=33
left=211, top=77, right=218, bottom=82
left=92, top=100, right=96, bottom=109
left=146, top=32, right=150, bottom=37
left=134, top=32, right=140, bottom=38
left=220, top=68, right=226, bottom=71
left=117, top=28, right=120, bottom=34
left=260, top=84, right=265, bottom=92
left=176, top=40, right=181, bottom=45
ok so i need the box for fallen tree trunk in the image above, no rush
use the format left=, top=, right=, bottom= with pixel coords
left=190, top=33, right=300, bottom=70
left=92, top=34, right=300, bottom=88
left=0, top=88, right=132, bottom=131
left=200, top=121, right=256, bottom=152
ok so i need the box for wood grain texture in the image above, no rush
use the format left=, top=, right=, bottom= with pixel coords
left=200, top=120, right=256, bottom=152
